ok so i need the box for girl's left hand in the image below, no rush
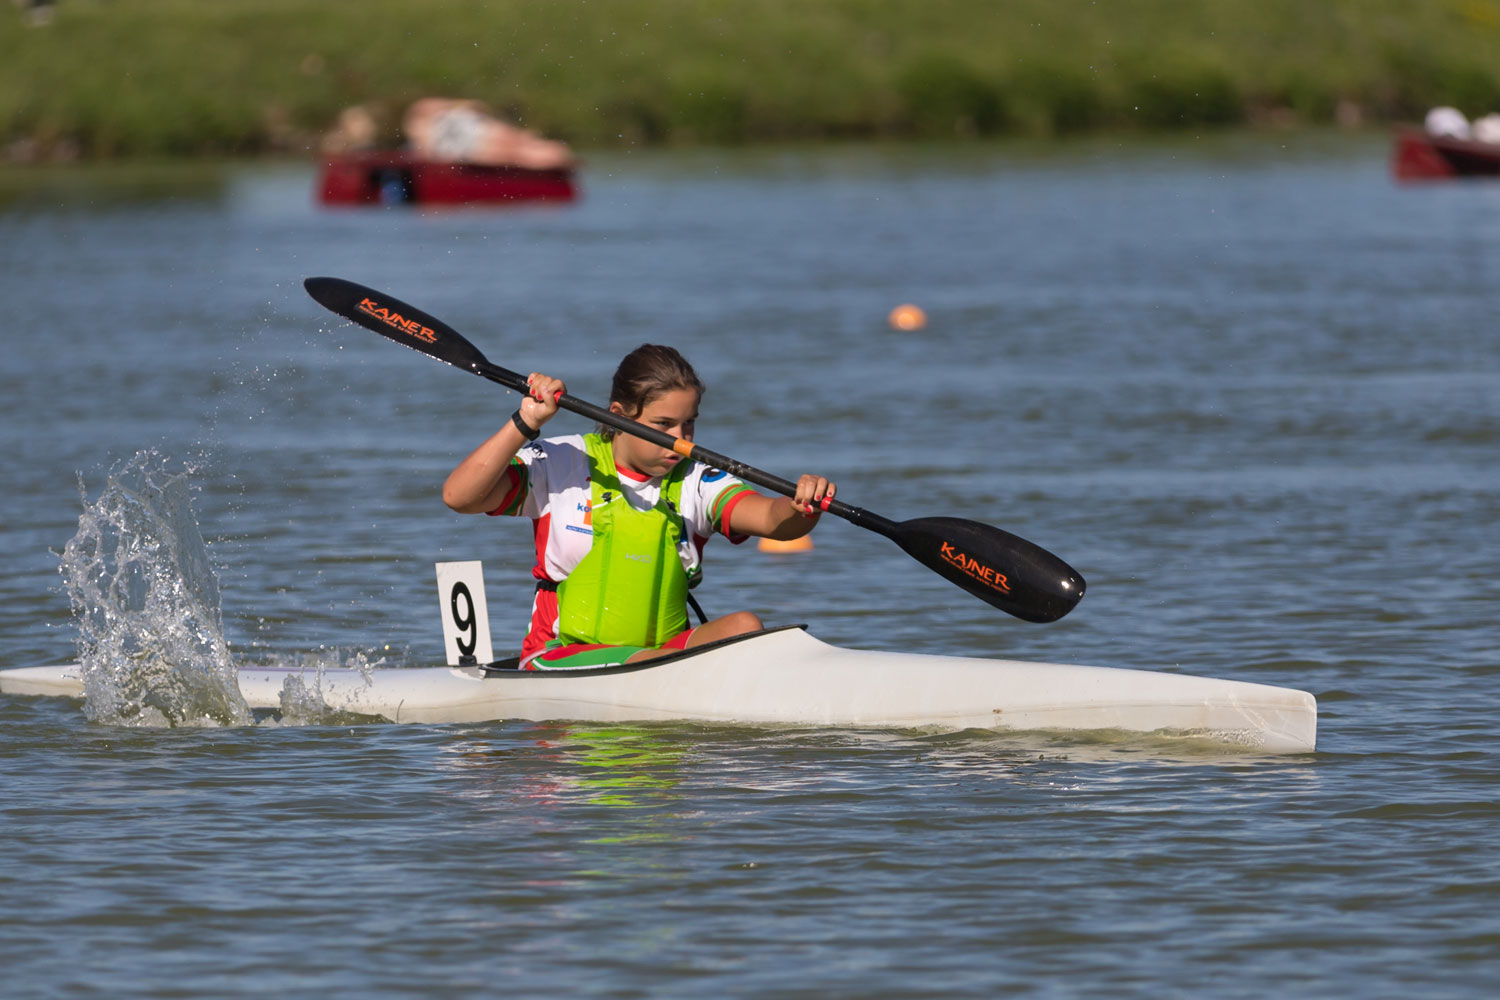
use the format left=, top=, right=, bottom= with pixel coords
left=792, top=475, right=836, bottom=517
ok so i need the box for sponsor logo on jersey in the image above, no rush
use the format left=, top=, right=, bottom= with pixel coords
left=702, top=468, right=727, bottom=482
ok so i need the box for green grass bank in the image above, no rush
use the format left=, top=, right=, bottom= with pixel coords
left=5, top=0, right=1500, bottom=160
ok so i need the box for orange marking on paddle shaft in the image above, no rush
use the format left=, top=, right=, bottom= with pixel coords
left=357, top=297, right=438, bottom=344
left=673, top=440, right=695, bottom=458
left=938, top=541, right=1011, bottom=594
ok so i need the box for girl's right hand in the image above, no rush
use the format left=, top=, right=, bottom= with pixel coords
left=519, top=373, right=564, bottom=431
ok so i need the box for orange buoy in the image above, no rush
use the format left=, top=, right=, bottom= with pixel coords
left=758, top=535, right=814, bottom=553
left=888, top=303, right=927, bottom=331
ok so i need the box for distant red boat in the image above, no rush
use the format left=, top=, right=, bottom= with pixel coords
left=1391, top=126, right=1500, bottom=181
left=317, top=150, right=578, bottom=206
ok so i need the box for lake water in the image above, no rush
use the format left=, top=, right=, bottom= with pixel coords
left=2, top=134, right=1498, bottom=997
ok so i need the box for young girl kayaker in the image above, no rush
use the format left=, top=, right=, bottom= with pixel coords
left=443, top=344, right=835, bottom=668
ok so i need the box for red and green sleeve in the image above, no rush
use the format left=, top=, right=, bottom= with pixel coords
left=485, top=458, right=530, bottom=517
left=708, top=483, right=756, bottom=538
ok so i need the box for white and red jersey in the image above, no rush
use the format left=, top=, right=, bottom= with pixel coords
left=487, top=433, right=755, bottom=654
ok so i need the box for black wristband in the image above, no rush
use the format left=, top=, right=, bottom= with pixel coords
left=510, top=410, right=540, bottom=442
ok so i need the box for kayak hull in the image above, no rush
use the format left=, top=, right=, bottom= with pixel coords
left=0, top=628, right=1317, bottom=752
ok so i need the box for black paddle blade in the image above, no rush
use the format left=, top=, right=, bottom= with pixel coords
left=304, top=276, right=492, bottom=374
left=892, top=516, right=1085, bottom=623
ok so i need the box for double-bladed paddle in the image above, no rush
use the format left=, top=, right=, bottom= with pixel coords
left=304, top=276, right=1085, bottom=623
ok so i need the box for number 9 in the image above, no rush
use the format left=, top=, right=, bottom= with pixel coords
left=450, top=581, right=477, bottom=657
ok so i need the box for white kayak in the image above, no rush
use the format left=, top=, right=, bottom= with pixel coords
left=1, top=626, right=1316, bottom=751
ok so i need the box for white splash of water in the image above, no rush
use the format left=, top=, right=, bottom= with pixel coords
left=59, top=452, right=252, bottom=727
left=265, top=648, right=383, bottom=726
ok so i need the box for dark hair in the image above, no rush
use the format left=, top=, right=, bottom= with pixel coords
left=600, top=344, right=704, bottom=439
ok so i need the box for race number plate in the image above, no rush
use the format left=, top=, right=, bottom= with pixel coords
left=435, top=561, right=494, bottom=666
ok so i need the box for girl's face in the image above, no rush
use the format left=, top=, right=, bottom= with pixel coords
left=609, top=387, right=699, bottom=477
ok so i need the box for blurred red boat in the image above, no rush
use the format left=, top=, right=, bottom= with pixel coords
left=318, top=150, right=578, bottom=206
left=1392, top=126, right=1500, bottom=181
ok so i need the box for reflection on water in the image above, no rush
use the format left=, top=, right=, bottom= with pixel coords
left=565, top=727, right=689, bottom=813
left=440, top=724, right=691, bottom=813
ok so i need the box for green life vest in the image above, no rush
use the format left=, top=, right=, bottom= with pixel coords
left=555, top=433, right=692, bottom=647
